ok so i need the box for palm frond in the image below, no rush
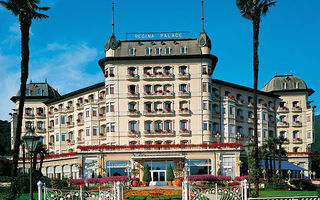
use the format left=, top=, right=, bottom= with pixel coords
left=262, top=1, right=276, bottom=15
left=32, top=11, right=48, bottom=19
left=37, top=6, right=49, bottom=11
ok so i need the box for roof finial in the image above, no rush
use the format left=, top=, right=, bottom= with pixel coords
left=30, top=78, right=32, bottom=83
left=275, top=72, right=277, bottom=76
left=112, top=1, right=115, bottom=34
left=290, top=70, right=293, bottom=75
left=45, top=78, right=47, bottom=83
left=201, top=0, right=205, bottom=32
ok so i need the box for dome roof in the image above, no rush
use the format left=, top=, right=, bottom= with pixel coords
left=15, top=82, right=60, bottom=99
left=105, top=33, right=118, bottom=52
left=262, top=74, right=308, bottom=92
left=197, top=31, right=211, bottom=49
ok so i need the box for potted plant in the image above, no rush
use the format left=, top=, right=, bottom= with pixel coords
left=166, top=164, right=174, bottom=186
left=143, top=164, right=151, bottom=186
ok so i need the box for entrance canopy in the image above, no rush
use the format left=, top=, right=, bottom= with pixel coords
left=260, top=160, right=306, bottom=171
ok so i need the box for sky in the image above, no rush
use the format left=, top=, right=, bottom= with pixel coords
left=0, top=0, right=319, bottom=120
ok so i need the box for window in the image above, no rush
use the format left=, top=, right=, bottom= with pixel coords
left=105, top=85, right=109, bottom=95
left=55, top=117, right=59, bottom=125
left=293, top=82, right=298, bottom=89
left=293, top=101, right=298, bottom=108
left=110, top=123, right=115, bottom=132
left=129, top=121, right=136, bottom=131
left=280, top=131, right=286, bottom=138
left=307, top=115, right=311, bottom=122
left=202, top=82, right=207, bottom=92
left=86, top=128, right=90, bottom=136
left=92, top=127, right=97, bottom=136
left=110, top=85, right=114, bottom=94
left=92, top=108, right=97, bottom=117
left=282, top=82, right=286, bottom=89
left=38, top=89, right=42, bottom=95
left=110, top=102, right=115, bottom=112
left=203, top=100, right=208, bottom=110
left=61, top=133, right=66, bottom=141
left=164, top=121, right=171, bottom=130
left=56, top=133, right=59, bottom=142
left=165, top=47, right=171, bottom=55
left=179, top=66, right=187, bottom=73
left=307, top=130, right=311, bottom=139
left=145, top=121, right=152, bottom=131
left=61, top=116, right=65, bottom=124
left=249, top=128, right=254, bottom=136
left=86, top=108, right=90, bottom=117
left=293, top=115, right=298, bottom=122
left=26, top=89, right=31, bottom=96
left=155, top=47, right=161, bottom=55
left=262, top=112, right=266, bottom=121
left=180, top=84, right=187, bottom=91
left=202, top=65, right=207, bottom=74
left=155, top=121, right=162, bottom=130
left=293, top=147, right=299, bottom=152
left=203, top=121, right=208, bottom=131
left=229, top=105, right=234, bottom=115
left=145, top=48, right=151, bottom=55
left=180, top=120, right=187, bottom=129
left=180, top=46, right=187, bottom=54
left=280, top=116, right=285, bottom=122
left=129, top=48, right=135, bottom=55
left=293, top=131, right=299, bottom=139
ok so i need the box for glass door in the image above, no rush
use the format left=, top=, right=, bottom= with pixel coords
left=151, top=170, right=166, bottom=182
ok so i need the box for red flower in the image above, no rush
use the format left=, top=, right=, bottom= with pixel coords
left=166, top=107, right=171, bottom=112
left=185, top=108, right=189, bottom=111
left=155, top=108, right=158, bottom=111
left=240, top=115, right=245, bottom=119
left=76, top=119, right=81, bottom=122
left=216, top=111, right=220, bottom=114
left=307, top=105, right=311, bottom=109
left=165, top=71, right=169, bottom=75
left=66, top=139, right=71, bottom=142
left=99, top=96, right=103, bottom=99
left=282, top=106, right=287, bottom=109
left=180, top=108, right=184, bottom=111
left=215, top=93, right=220, bottom=97
left=182, top=89, right=186, bottom=93
left=146, top=90, right=150, bottom=94
left=263, top=102, right=268, bottom=106
left=130, top=129, right=135, bottom=133
left=181, top=71, right=186, bottom=75
left=129, top=72, right=134, bottom=76
left=48, top=142, right=53, bottom=145
left=166, top=129, right=171, bottom=132
left=99, top=113, right=103, bottom=116
left=283, top=121, right=287, bottom=124
left=146, top=108, right=151, bottom=112
left=296, top=105, right=300, bottom=108
left=182, top=128, right=187, bottom=132
left=130, top=90, right=135, bottom=94
left=25, top=112, right=29, bottom=115
left=76, top=103, right=80, bottom=106
left=145, top=72, right=150, bottom=75
left=48, top=126, right=52, bottom=128
left=165, top=90, right=170, bottom=93
left=313, top=105, right=317, bottom=109
left=202, top=71, right=207, bottom=74
left=271, top=105, right=275, bottom=109
left=109, top=73, right=114, bottom=77
left=104, top=74, right=108, bottom=78
left=229, top=95, right=235, bottom=99
left=48, top=111, right=51, bottom=114
left=99, top=133, right=104, bottom=136
left=240, top=99, right=244, bottom=103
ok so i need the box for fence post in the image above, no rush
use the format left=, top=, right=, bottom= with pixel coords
left=182, top=180, right=188, bottom=200
left=80, top=185, right=83, bottom=200
left=43, top=182, right=46, bottom=200
left=243, top=179, right=247, bottom=200
left=116, top=181, right=123, bottom=200
left=37, top=181, right=43, bottom=200
left=215, top=183, right=218, bottom=200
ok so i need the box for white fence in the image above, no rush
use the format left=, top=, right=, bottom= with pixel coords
left=37, top=180, right=123, bottom=200
left=248, top=197, right=319, bottom=200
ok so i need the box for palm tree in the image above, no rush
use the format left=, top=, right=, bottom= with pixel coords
left=0, top=0, right=49, bottom=199
left=259, top=143, right=270, bottom=181
left=236, top=0, right=276, bottom=196
left=276, top=136, right=287, bottom=182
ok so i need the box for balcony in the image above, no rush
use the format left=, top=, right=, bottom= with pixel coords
left=66, top=106, right=74, bottom=113
left=48, top=112, right=54, bottom=118
left=248, top=118, right=254, bottom=124
left=248, top=102, right=254, bottom=108
left=143, top=92, right=155, bottom=98
left=99, top=113, right=106, bottom=120
left=66, top=140, right=75, bottom=145
left=36, top=113, right=46, bottom=119
left=292, top=121, right=302, bottom=127
left=178, top=108, right=191, bottom=116
left=128, top=92, right=140, bottom=99
left=142, top=72, right=174, bottom=81
left=66, top=122, right=74, bottom=128
left=24, top=113, right=35, bottom=119
left=161, top=73, right=174, bottom=80
left=268, top=106, right=275, bottom=112
left=278, top=107, right=289, bottom=113
left=128, top=130, right=140, bottom=137
left=268, top=121, right=275, bottom=127
left=162, top=109, right=175, bottom=116
left=76, top=103, right=84, bottom=110
left=143, top=110, right=154, bottom=116
left=48, top=126, right=54, bottom=132
left=36, top=127, right=46, bottom=133
left=213, top=112, right=220, bottom=119
left=236, top=116, right=245, bottom=122
left=292, top=107, right=302, bottom=113
left=177, top=72, right=190, bottom=80
left=98, top=97, right=106, bottom=104
left=237, top=99, right=245, bottom=106
left=178, top=91, right=191, bottom=98
left=144, top=130, right=175, bottom=137
left=278, top=121, right=289, bottom=128
left=179, top=129, right=191, bottom=136
left=76, top=119, right=84, bottom=126
left=84, top=99, right=98, bottom=105
left=162, top=91, right=175, bottom=98
left=293, top=138, right=303, bottom=144
left=128, top=110, right=140, bottom=117
left=127, top=73, right=140, bottom=81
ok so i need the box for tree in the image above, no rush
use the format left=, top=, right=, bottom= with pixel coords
left=276, top=136, right=287, bottom=182
left=0, top=1, right=49, bottom=199
left=143, top=164, right=151, bottom=183
left=259, top=143, right=270, bottom=181
left=166, top=164, right=174, bottom=182
left=236, top=0, right=276, bottom=196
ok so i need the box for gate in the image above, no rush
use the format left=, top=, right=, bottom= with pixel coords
left=182, top=179, right=248, bottom=200
left=37, top=181, right=124, bottom=200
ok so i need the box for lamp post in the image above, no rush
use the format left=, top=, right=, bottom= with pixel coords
left=243, top=138, right=254, bottom=198
left=184, top=163, right=190, bottom=180
left=23, top=128, right=40, bottom=200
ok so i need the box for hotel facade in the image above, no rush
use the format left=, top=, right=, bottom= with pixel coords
left=10, top=29, right=315, bottom=184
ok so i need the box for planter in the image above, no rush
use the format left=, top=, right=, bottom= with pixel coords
left=175, top=179, right=182, bottom=186
left=132, top=180, right=138, bottom=187
left=168, top=181, right=172, bottom=186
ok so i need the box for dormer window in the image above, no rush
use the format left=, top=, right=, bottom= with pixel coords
left=155, top=47, right=161, bottom=55
left=282, top=82, right=286, bottom=89
left=165, top=47, right=171, bottom=55
left=26, top=89, right=31, bottom=96
left=293, top=82, right=299, bottom=89
left=145, top=47, right=151, bottom=55
left=129, top=48, right=135, bottom=56
left=38, top=89, right=42, bottom=95
left=180, top=46, right=187, bottom=54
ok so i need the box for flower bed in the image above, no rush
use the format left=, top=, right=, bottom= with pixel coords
left=124, top=189, right=182, bottom=200
left=187, top=175, right=232, bottom=181
left=70, top=176, right=129, bottom=184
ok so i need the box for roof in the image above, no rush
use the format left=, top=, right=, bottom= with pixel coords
left=262, top=74, right=314, bottom=96
left=99, top=54, right=218, bottom=71
left=44, top=82, right=105, bottom=104
left=11, top=82, right=60, bottom=102
left=212, top=79, right=278, bottom=98
left=260, top=160, right=306, bottom=171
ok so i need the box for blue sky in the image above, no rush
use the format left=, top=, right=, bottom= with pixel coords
left=0, top=0, right=319, bottom=120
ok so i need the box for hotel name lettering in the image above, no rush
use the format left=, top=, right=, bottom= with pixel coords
left=134, top=32, right=184, bottom=39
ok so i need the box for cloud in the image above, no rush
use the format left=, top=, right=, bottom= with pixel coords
left=0, top=42, right=103, bottom=121
left=1, top=22, right=33, bottom=47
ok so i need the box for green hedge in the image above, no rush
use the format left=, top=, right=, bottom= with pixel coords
left=125, top=194, right=182, bottom=200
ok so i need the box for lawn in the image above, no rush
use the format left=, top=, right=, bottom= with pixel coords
left=0, top=193, right=38, bottom=200
left=259, top=190, right=318, bottom=197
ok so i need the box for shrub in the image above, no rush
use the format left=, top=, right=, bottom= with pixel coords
left=143, top=164, right=151, bottom=183
left=166, top=164, right=174, bottom=181
left=290, top=179, right=317, bottom=191
left=264, top=182, right=289, bottom=190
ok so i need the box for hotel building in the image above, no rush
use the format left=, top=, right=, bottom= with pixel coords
left=9, top=28, right=315, bottom=184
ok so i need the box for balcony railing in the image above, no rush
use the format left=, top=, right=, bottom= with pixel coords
left=178, top=91, right=191, bottom=98
left=99, top=113, right=106, bottom=120
left=98, top=97, right=105, bottom=104
left=66, top=106, right=74, bottom=113
left=144, top=130, right=175, bottom=137
left=278, top=107, right=289, bottom=113
left=76, top=119, right=84, bottom=126
left=292, top=121, right=302, bottom=127
left=128, top=131, right=140, bottom=137
left=76, top=103, right=84, bottom=110
left=292, top=107, right=302, bottom=113
left=177, top=73, right=190, bottom=79
left=66, top=122, right=74, bottom=128
left=179, top=129, right=191, bottom=136
left=127, top=92, right=140, bottom=99
left=36, top=113, right=46, bottom=119
left=126, top=74, right=139, bottom=81
left=142, top=72, right=174, bottom=80
left=248, top=118, right=254, bottom=124
left=24, top=114, right=35, bottom=119
left=128, top=110, right=140, bottom=117
left=278, top=121, right=289, bottom=127
left=48, top=112, right=54, bottom=118
left=48, top=126, right=54, bottom=132
left=293, top=138, right=303, bottom=144
left=178, top=108, right=191, bottom=116
left=36, top=127, right=46, bottom=133
left=84, top=99, right=98, bottom=105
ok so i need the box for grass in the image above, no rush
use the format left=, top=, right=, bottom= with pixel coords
left=259, top=190, right=318, bottom=197
left=0, top=193, right=38, bottom=200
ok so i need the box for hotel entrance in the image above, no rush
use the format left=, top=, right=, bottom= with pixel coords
left=151, top=170, right=166, bottom=182
left=144, top=160, right=174, bottom=186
